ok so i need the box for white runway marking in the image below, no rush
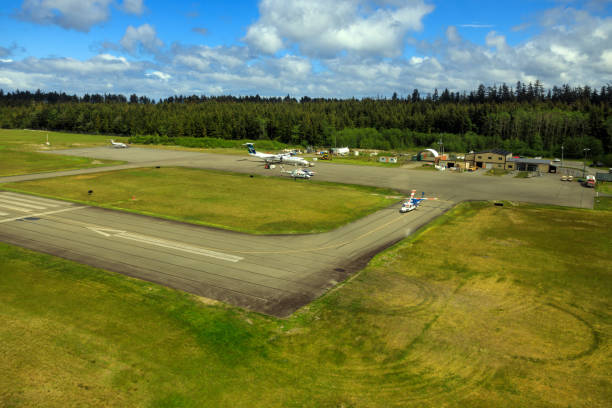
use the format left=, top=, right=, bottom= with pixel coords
left=0, top=198, right=47, bottom=210
left=0, top=202, right=33, bottom=212
left=1, top=192, right=62, bottom=206
left=0, top=206, right=86, bottom=224
left=0, top=193, right=60, bottom=207
left=88, top=227, right=243, bottom=263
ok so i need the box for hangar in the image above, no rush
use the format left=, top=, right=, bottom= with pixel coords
left=507, top=157, right=554, bottom=173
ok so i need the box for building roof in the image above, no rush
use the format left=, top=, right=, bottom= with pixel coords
left=473, top=149, right=512, bottom=156
left=507, top=158, right=551, bottom=164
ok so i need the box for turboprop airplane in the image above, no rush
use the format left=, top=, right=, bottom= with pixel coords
left=400, top=190, right=437, bottom=213
left=244, top=143, right=313, bottom=166
left=110, top=139, right=128, bottom=148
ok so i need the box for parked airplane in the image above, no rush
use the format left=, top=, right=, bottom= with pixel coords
left=400, top=190, right=437, bottom=213
left=244, top=143, right=313, bottom=166
left=110, top=139, right=128, bottom=148
left=280, top=166, right=312, bottom=179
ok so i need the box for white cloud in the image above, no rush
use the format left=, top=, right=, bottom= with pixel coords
left=16, top=0, right=113, bottom=32
left=146, top=71, right=171, bottom=81
left=121, top=0, right=145, bottom=15
left=244, top=0, right=434, bottom=57
left=120, top=24, right=164, bottom=55
left=15, top=0, right=145, bottom=32
left=2, top=4, right=611, bottom=99
left=244, top=25, right=283, bottom=55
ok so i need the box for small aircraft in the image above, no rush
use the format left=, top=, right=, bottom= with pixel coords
left=400, top=190, right=437, bottom=213
left=110, top=139, right=128, bottom=148
left=280, top=166, right=312, bottom=179
left=244, top=143, right=313, bottom=166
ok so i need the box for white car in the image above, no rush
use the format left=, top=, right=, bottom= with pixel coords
left=553, top=158, right=561, bottom=162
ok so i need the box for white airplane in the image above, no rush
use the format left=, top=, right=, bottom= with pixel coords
left=280, top=166, right=312, bottom=179
left=400, top=190, right=437, bottom=213
left=244, top=143, right=313, bottom=166
left=110, top=139, right=128, bottom=148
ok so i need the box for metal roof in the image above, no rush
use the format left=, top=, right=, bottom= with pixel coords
left=507, top=158, right=551, bottom=164
left=473, top=149, right=511, bottom=156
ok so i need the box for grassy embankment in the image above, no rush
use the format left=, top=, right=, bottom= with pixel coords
left=594, top=181, right=612, bottom=210
left=1, top=202, right=610, bottom=407
left=2, top=167, right=399, bottom=234
left=0, top=129, right=124, bottom=176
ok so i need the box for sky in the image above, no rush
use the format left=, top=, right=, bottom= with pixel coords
left=0, top=0, right=611, bottom=98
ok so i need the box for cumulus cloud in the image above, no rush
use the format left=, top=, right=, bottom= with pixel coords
left=15, top=0, right=146, bottom=32
left=16, top=0, right=113, bottom=32
left=2, top=4, right=611, bottom=99
left=121, top=0, right=145, bottom=15
left=120, top=24, right=164, bottom=55
left=244, top=0, right=434, bottom=57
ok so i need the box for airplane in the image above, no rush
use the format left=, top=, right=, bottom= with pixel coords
left=110, top=139, right=128, bottom=148
left=244, top=143, right=313, bottom=166
left=280, top=166, right=312, bottom=179
left=400, top=190, right=437, bottom=213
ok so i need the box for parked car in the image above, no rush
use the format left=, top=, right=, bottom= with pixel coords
left=553, top=158, right=561, bottom=162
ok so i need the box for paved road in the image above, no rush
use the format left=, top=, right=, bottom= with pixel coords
left=0, top=147, right=595, bottom=316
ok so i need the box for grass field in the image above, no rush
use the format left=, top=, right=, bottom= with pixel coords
left=318, top=155, right=404, bottom=167
left=1, top=202, right=609, bottom=407
left=2, top=167, right=399, bottom=234
left=0, top=129, right=124, bottom=176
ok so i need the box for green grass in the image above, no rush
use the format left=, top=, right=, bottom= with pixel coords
left=319, top=155, right=404, bottom=167
left=2, top=167, right=399, bottom=234
left=594, top=196, right=612, bottom=211
left=596, top=181, right=612, bottom=195
left=485, top=168, right=510, bottom=176
left=514, top=171, right=529, bottom=178
left=0, top=129, right=124, bottom=176
left=0, top=128, right=129, bottom=151
left=414, top=163, right=437, bottom=170
left=1, top=202, right=610, bottom=407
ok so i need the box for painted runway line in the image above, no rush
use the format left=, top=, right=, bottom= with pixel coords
left=1, top=192, right=63, bottom=206
left=87, top=227, right=243, bottom=263
left=0, top=206, right=86, bottom=224
left=0, top=197, right=47, bottom=210
left=0, top=202, right=33, bottom=212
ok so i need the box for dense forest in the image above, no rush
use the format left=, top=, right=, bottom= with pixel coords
left=1, top=82, right=611, bottom=161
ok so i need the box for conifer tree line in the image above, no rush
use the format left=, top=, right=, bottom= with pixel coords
left=0, top=82, right=610, bottom=160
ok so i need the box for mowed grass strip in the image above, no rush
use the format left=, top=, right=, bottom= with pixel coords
left=3, top=167, right=399, bottom=234
left=0, top=128, right=129, bottom=152
left=0, top=148, right=123, bottom=177
left=0, top=203, right=610, bottom=407
left=0, top=129, right=125, bottom=176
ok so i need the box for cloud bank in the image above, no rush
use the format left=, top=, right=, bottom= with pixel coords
left=3, top=2, right=612, bottom=98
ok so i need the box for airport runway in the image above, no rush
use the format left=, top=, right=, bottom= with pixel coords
left=0, top=147, right=595, bottom=315
left=0, top=190, right=451, bottom=317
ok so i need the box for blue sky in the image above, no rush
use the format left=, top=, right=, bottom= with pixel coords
left=0, top=1, right=611, bottom=98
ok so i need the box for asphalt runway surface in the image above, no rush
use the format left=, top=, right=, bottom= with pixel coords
left=0, top=147, right=595, bottom=316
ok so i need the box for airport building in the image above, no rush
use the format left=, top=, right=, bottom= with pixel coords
left=507, top=157, right=554, bottom=172
left=464, top=149, right=513, bottom=170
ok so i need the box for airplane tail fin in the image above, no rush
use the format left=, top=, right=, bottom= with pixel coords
left=244, top=143, right=256, bottom=155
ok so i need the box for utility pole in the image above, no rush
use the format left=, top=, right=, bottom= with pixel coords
left=583, top=148, right=590, bottom=177
left=561, top=144, right=564, bottom=175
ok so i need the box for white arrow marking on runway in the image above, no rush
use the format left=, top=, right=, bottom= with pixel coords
left=87, top=227, right=243, bottom=263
